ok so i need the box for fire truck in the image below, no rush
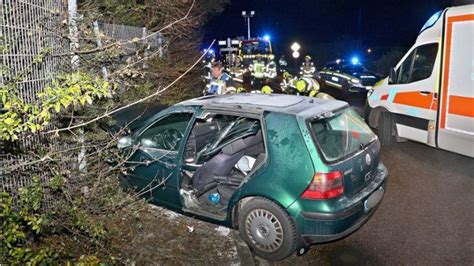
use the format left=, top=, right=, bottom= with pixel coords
left=218, top=37, right=273, bottom=65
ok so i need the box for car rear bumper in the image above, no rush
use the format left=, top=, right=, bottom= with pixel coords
left=301, top=203, right=378, bottom=244
left=289, top=163, right=388, bottom=245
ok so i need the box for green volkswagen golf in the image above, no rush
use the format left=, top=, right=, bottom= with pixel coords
left=115, top=94, right=387, bottom=261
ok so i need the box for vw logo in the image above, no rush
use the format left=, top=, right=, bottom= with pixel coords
left=365, top=154, right=372, bottom=165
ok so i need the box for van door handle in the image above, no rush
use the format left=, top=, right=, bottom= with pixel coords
left=420, top=91, right=431, bottom=95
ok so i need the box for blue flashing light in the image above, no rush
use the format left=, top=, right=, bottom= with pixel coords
left=351, top=56, right=360, bottom=65
left=208, top=49, right=215, bottom=55
left=263, top=34, right=271, bottom=41
left=420, top=10, right=442, bottom=33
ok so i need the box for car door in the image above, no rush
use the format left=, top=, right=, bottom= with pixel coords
left=126, top=110, right=194, bottom=209
left=323, top=64, right=344, bottom=89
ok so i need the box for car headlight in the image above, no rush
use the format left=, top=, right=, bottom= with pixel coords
left=367, top=89, right=374, bottom=97
left=350, top=78, right=361, bottom=84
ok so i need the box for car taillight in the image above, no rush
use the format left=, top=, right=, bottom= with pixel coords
left=301, top=171, right=344, bottom=200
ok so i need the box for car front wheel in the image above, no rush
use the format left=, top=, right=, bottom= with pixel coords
left=378, top=112, right=395, bottom=145
left=238, top=197, right=297, bottom=261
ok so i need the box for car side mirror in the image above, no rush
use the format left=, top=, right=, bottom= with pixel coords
left=117, top=136, right=132, bottom=149
left=388, top=68, right=398, bottom=84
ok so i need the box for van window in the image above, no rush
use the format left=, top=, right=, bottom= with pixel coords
left=396, top=43, right=438, bottom=84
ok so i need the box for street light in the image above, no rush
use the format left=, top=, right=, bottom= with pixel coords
left=242, top=10, right=255, bottom=39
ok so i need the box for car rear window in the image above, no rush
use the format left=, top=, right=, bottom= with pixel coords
left=309, top=108, right=376, bottom=162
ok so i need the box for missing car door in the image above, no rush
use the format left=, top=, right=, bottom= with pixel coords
left=179, top=113, right=266, bottom=218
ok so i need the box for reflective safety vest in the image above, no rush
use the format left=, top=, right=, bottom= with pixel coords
left=266, top=61, right=277, bottom=79
left=208, top=73, right=232, bottom=95
left=229, top=66, right=245, bottom=83
left=301, top=62, right=316, bottom=77
left=250, top=61, right=266, bottom=79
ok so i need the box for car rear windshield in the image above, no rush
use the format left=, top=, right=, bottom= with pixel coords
left=342, top=65, right=369, bottom=74
left=309, top=108, right=376, bottom=162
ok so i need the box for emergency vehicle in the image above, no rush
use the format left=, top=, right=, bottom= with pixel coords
left=318, top=60, right=380, bottom=95
left=367, top=5, right=474, bottom=157
left=218, top=37, right=273, bottom=65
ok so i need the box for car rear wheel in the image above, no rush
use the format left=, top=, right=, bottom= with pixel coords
left=238, top=197, right=297, bottom=261
left=378, top=112, right=395, bottom=145
left=342, top=83, right=351, bottom=100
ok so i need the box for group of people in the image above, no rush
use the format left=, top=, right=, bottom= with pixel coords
left=203, top=53, right=317, bottom=96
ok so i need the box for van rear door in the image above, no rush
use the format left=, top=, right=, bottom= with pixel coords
left=437, top=6, right=474, bottom=157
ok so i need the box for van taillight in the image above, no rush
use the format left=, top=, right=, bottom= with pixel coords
left=301, top=171, right=344, bottom=200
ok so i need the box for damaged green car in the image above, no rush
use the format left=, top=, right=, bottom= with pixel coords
left=114, top=94, right=387, bottom=261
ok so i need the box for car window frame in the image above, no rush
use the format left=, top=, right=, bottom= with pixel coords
left=136, top=111, right=195, bottom=153
left=324, top=64, right=341, bottom=72
left=341, top=64, right=370, bottom=74
left=186, top=109, right=268, bottom=166
left=305, top=106, right=377, bottom=165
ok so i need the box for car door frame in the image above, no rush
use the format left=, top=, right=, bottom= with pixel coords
left=127, top=105, right=198, bottom=210
left=177, top=107, right=269, bottom=222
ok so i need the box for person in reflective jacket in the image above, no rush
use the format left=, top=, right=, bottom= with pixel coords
left=279, top=55, right=288, bottom=73
left=249, top=56, right=266, bottom=90
left=266, top=55, right=277, bottom=79
left=300, top=55, right=316, bottom=78
left=205, top=61, right=236, bottom=95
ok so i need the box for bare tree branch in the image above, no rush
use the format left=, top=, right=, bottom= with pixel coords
left=44, top=40, right=214, bottom=135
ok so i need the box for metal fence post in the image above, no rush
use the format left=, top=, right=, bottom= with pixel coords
left=142, top=26, right=148, bottom=69
left=94, top=21, right=109, bottom=80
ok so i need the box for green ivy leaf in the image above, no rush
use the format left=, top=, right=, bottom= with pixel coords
left=4, top=117, right=13, bottom=125
left=54, top=102, right=61, bottom=113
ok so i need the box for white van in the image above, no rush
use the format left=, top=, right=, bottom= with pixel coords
left=367, top=5, right=474, bottom=158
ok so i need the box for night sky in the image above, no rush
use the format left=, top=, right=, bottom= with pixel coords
left=204, top=0, right=471, bottom=60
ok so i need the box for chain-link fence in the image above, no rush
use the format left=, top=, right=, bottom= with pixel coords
left=94, top=21, right=165, bottom=79
left=0, top=1, right=166, bottom=201
left=0, top=0, right=70, bottom=103
left=0, top=0, right=70, bottom=199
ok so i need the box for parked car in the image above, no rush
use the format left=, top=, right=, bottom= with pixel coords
left=114, top=94, right=388, bottom=261
left=318, top=61, right=380, bottom=96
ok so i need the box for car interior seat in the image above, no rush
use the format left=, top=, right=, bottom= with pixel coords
left=192, top=139, right=247, bottom=197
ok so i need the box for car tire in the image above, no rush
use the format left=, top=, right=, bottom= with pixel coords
left=319, top=78, right=326, bottom=88
left=238, top=197, right=297, bottom=261
left=342, top=83, right=351, bottom=99
left=378, top=112, right=395, bottom=145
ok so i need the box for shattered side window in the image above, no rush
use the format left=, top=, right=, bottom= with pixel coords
left=184, top=114, right=261, bottom=161
left=139, top=113, right=193, bottom=151
left=219, top=117, right=260, bottom=145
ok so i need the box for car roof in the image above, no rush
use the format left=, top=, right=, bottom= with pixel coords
left=178, top=93, right=347, bottom=117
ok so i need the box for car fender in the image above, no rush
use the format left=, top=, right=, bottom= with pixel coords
left=368, top=106, right=390, bottom=129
